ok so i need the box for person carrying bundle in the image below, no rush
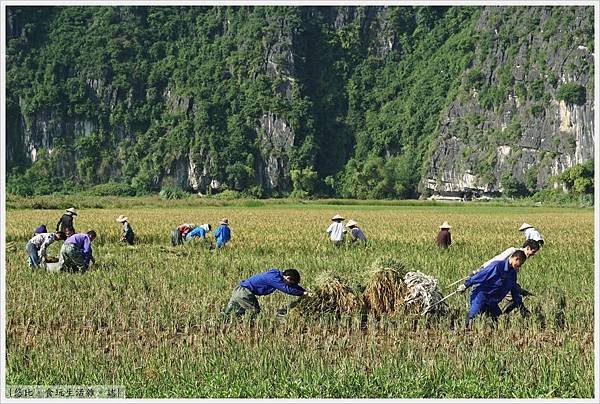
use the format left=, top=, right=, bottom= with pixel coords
left=456, top=250, right=530, bottom=329
left=170, top=223, right=196, bottom=246
left=26, top=231, right=66, bottom=268
left=58, top=230, right=97, bottom=273
left=222, top=268, right=312, bottom=320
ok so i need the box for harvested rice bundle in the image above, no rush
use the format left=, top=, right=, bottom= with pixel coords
left=363, top=267, right=407, bottom=316
left=291, top=273, right=362, bottom=316
left=370, top=256, right=408, bottom=278
left=403, top=271, right=448, bottom=315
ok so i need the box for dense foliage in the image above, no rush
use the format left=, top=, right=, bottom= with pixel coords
left=5, top=6, right=594, bottom=200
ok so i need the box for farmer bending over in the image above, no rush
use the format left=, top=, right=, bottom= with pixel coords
left=171, top=223, right=196, bottom=246
left=58, top=230, right=97, bottom=272
left=214, top=218, right=231, bottom=248
left=346, top=220, right=367, bottom=245
left=475, top=239, right=540, bottom=299
left=186, top=223, right=211, bottom=242
left=116, top=215, right=135, bottom=245
left=26, top=231, right=66, bottom=268
left=519, top=222, right=545, bottom=246
left=457, top=250, right=529, bottom=329
left=223, top=268, right=312, bottom=320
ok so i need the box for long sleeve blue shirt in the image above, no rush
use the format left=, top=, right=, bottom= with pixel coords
left=65, top=233, right=93, bottom=267
left=465, top=259, right=522, bottom=306
left=240, top=268, right=305, bottom=296
left=187, top=226, right=207, bottom=239
left=214, top=224, right=231, bottom=245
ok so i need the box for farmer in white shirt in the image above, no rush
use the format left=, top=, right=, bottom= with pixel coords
left=26, top=231, right=66, bottom=268
left=519, top=223, right=544, bottom=246
left=326, top=214, right=346, bottom=246
left=476, top=239, right=541, bottom=274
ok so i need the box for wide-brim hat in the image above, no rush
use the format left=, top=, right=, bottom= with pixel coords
left=346, top=219, right=358, bottom=228
left=116, top=215, right=128, bottom=223
left=439, top=221, right=451, bottom=229
left=519, top=223, right=533, bottom=231
left=66, top=207, right=77, bottom=216
left=331, top=214, right=345, bottom=221
left=219, top=218, right=229, bottom=225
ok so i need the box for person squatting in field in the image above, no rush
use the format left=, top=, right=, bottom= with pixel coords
left=58, top=230, right=97, bottom=272
left=326, top=214, right=346, bottom=246
left=56, top=207, right=77, bottom=233
left=213, top=218, right=231, bottom=248
left=116, top=215, right=135, bottom=245
left=346, top=219, right=367, bottom=245
left=436, top=221, right=452, bottom=249
left=222, top=268, right=312, bottom=320
left=519, top=223, right=545, bottom=246
left=457, top=250, right=530, bottom=329
left=170, top=223, right=196, bottom=246
left=26, top=231, right=66, bottom=268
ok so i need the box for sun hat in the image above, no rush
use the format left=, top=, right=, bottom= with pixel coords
left=116, top=215, right=128, bottom=223
left=219, top=218, right=229, bottom=225
left=65, top=207, right=77, bottom=216
left=439, top=221, right=451, bottom=229
left=331, top=214, right=345, bottom=221
left=346, top=220, right=358, bottom=228
left=519, top=223, right=533, bottom=231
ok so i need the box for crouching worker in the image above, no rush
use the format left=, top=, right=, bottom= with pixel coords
left=58, top=230, right=97, bottom=272
left=222, top=268, right=311, bottom=320
left=26, top=231, right=66, bottom=268
left=185, top=223, right=212, bottom=247
left=457, top=250, right=529, bottom=329
left=171, top=223, right=195, bottom=246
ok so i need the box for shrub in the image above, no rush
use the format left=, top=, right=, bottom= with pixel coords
left=159, top=185, right=188, bottom=200
left=556, top=83, right=586, bottom=105
left=212, top=189, right=243, bottom=200
left=88, top=182, right=135, bottom=196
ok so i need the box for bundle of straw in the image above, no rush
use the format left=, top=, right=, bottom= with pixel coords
left=403, top=271, right=448, bottom=315
left=291, top=273, right=362, bottom=316
left=362, top=267, right=407, bottom=317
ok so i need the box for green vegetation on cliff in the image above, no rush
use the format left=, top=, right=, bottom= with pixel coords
left=5, top=6, right=594, bottom=200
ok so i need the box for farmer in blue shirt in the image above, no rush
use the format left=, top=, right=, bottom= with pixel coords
left=186, top=223, right=211, bottom=241
left=457, top=249, right=529, bottom=329
left=214, top=218, right=231, bottom=248
left=223, top=268, right=312, bottom=319
left=58, top=230, right=97, bottom=272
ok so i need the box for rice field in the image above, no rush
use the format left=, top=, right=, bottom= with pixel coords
left=4, top=201, right=595, bottom=398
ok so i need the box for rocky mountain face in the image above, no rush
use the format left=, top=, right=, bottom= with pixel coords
left=421, top=7, right=594, bottom=197
left=5, top=6, right=594, bottom=197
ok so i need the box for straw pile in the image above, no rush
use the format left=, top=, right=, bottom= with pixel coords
left=403, top=271, right=447, bottom=315
left=362, top=264, right=407, bottom=317
left=291, top=273, right=362, bottom=316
